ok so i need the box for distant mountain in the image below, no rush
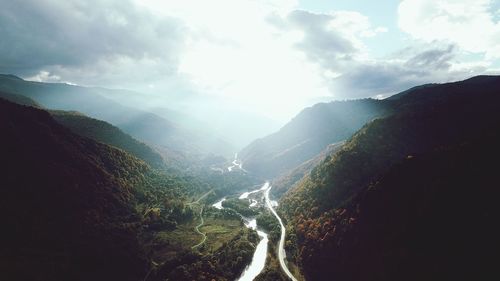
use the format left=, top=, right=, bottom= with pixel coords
left=0, top=74, right=234, bottom=157
left=239, top=99, right=390, bottom=178
left=0, top=90, right=41, bottom=107
left=97, top=89, right=281, bottom=150
left=51, top=111, right=165, bottom=168
left=271, top=141, right=344, bottom=198
left=0, top=90, right=165, bottom=168
left=279, top=75, right=500, bottom=281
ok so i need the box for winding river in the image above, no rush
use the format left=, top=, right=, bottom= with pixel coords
left=238, top=219, right=269, bottom=281
left=212, top=181, right=297, bottom=281
left=228, top=153, right=244, bottom=172
left=212, top=154, right=297, bottom=280
left=212, top=184, right=270, bottom=281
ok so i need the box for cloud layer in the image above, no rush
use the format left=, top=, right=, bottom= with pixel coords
left=0, top=0, right=498, bottom=121
left=399, top=0, right=500, bottom=59
left=0, top=0, right=186, bottom=86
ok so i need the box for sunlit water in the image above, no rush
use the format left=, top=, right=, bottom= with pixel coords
left=213, top=180, right=270, bottom=281
left=212, top=197, right=226, bottom=209
left=238, top=229, right=269, bottom=281
left=228, top=153, right=243, bottom=171
left=239, top=182, right=270, bottom=199
left=249, top=199, right=258, bottom=207
left=236, top=183, right=270, bottom=281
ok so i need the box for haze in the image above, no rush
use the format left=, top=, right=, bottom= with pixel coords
left=1, top=0, right=499, bottom=148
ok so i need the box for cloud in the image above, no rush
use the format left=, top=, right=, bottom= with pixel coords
left=0, top=0, right=496, bottom=124
left=0, top=0, right=186, bottom=86
left=25, top=70, right=62, bottom=83
left=270, top=9, right=494, bottom=100
left=285, top=10, right=357, bottom=67
left=330, top=43, right=491, bottom=99
left=276, top=10, right=387, bottom=69
left=404, top=45, right=455, bottom=70
left=398, top=0, right=500, bottom=59
left=130, top=0, right=335, bottom=120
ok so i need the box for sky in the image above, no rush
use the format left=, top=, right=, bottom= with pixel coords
left=1, top=0, right=499, bottom=125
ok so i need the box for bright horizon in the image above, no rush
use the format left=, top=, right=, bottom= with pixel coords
left=1, top=0, right=499, bottom=126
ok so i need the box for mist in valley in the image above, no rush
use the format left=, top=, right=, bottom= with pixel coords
left=1, top=1, right=500, bottom=281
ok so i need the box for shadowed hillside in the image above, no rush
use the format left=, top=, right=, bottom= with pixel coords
left=279, top=75, right=500, bottom=281
left=51, top=111, right=166, bottom=168
left=0, top=90, right=166, bottom=168
left=0, top=97, right=265, bottom=281
left=0, top=74, right=234, bottom=157
left=0, top=98, right=150, bottom=281
left=239, top=99, right=390, bottom=178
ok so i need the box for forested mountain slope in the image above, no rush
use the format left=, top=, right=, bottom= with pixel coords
left=0, top=97, right=152, bottom=281
left=0, top=90, right=165, bottom=168
left=0, top=90, right=41, bottom=107
left=279, top=75, right=500, bottom=281
left=51, top=111, right=165, bottom=168
left=239, top=99, right=389, bottom=178
left=0, top=74, right=234, bottom=156
left=0, top=97, right=264, bottom=281
left=0, top=98, right=209, bottom=280
left=270, top=141, right=344, bottom=198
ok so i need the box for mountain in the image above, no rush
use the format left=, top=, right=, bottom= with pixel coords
left=0, top=97, right=151, bottom=281
left=96, top=90, right=281, bottom=150
left=0, top=90, right=41, bottom=107
left=51, top=111, right=166, bottom=168
left=0, top=90, right=165, bottom=168
left=239, top=99, right=390, bottom=179
left=270, top=141, right=344, bottom=198
left=279, top=75, right=500, bottom=281
left=0, top=97, right=267, bottom=281
left=0, top=74, right=234, bottom=156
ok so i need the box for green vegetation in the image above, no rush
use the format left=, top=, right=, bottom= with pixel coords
left=6, top=73, right=500, bottom=281
left=271, top=141, right=344, bottom=198
left=0, top=98, right=150, bottom=281
left=51, top=110, right=165, bottom=168
left=200, top=217, right=244, bottom=250
left=221, top=198, right=260, bottom=217
left=159, top=228, right=257, bottom=281
left=199, top=171, right=261, bottom=203
left=279, top=76, right=500, bottom=281
left=0, top=90, right=41, bottom=107
left=254, top=252, right=287, bottom=281
left=256, top=211, right=280, bottom=242
left=0, top=74, right=234, bottom=156
left=239, top=99, right=391, bottom=178
left=0, top=97, right=259, bottom=281
left=148, top=207, right=259, bottom=281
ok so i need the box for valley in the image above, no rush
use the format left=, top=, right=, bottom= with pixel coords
left=3, top=2, right=499, bottom=281
left=2, top=75, right=500, bottom=281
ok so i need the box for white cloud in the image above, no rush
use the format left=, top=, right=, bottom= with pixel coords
left=398, top=0, right=500, bottom=59
left=26, top=71, right=62, bottom=83
left=134, top=0, right=335, bottom=120
left=327, top=11, right=387, bottom=40
left=3, top=0, right=496, bottom=124
left=0, top=0, right=186, bottom=87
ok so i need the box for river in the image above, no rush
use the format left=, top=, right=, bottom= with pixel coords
left=238, top=219, right=269, bottom=281
left=228, top=153, right=243, bottom=172
left=212, top=181, right=297, bottom=281
left=212, top=183, right=270, bottom=281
